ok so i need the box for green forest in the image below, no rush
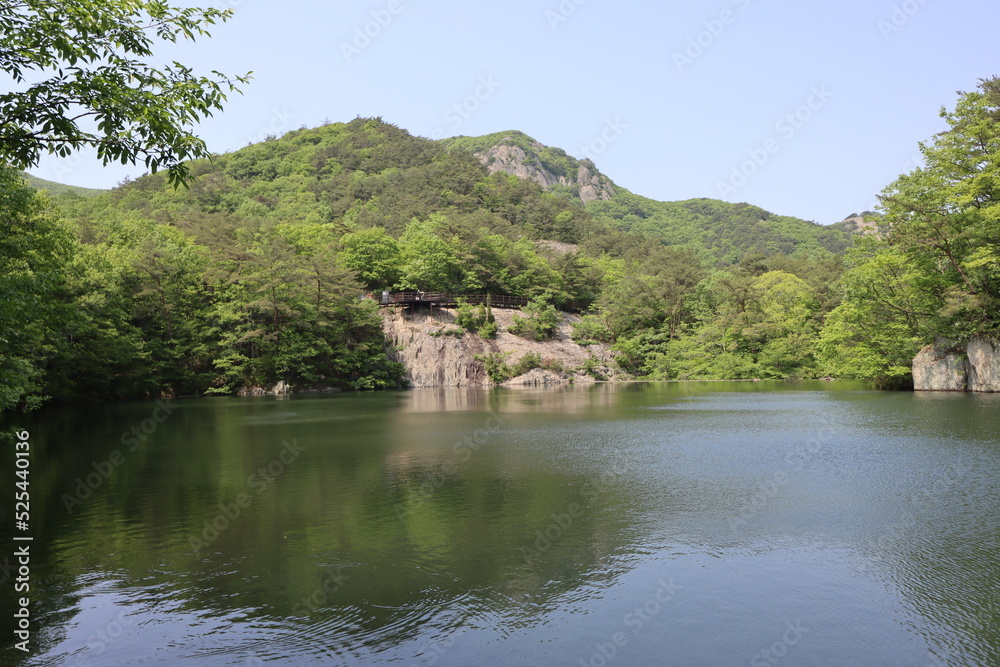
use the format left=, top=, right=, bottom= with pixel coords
left=3, top=77, right=999, bottom=414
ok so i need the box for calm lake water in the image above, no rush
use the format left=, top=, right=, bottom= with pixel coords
left=2, top=382, right=999, bottom=666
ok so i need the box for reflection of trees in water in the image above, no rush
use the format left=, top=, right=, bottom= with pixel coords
left=8, top=394, right=647, bottom=659
left=16, top=386, right=997, bottom=664
left=392, top=384, right=623, bottom=416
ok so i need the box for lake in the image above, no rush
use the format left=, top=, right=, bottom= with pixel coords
left=3, top=382, right=998, bottom=666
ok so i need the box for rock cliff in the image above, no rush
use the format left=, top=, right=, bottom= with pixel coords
left=967, top=337, right=1000, bottom=392
left=475, top=140, right=615, bottom=204
left=912, top=336, right=1000, bottom=392
left=381, top=306, right=616, bottom=388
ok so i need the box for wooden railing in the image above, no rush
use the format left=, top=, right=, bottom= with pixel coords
left=365, top=292, right=584, bottom=312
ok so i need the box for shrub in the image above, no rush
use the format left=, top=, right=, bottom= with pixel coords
left=474, top=351, right=557, bottom=384
left=455, top=298, right=497, bottom=338
left=510, top=351, right=542, bottom=377
left=571, top=314, right=608, bottom=345
left=429, top=327, right=464, bottom=338
left=581, top=356, right=607, bottom=380
left=480, top=320, right=498, bottom=339
left=475, top=351, right=513, bottom=383
left=509, top=295, right=559, bottom=341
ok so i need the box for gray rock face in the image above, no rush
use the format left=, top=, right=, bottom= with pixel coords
left=475, top=141, right=614, bottom=205
left=381, top=307, right=614, bottom=388
left=383, top=315, right=491, bottom=388
left=913, top=341, right=968, bottom=391
left=967, top=337, right=1000, bottom=392
left=576, top=161, right=616, bottom=203
left=912, top=336, right=1000, bottom=392
left=500, top=368, right=567, bottom=387
left=480, top=144, right=553, bottom=188
left=237, top=380, right=291, bottom=397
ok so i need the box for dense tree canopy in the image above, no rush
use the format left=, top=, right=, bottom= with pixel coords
left=0, top=0, right=251, bottom=412
left=818, top=77, right=1000, bottom=386
left=6, top=75, right=999, bottom=410
left=0, top=0, right=250, bottom=186
left=0, top=165, right=74, bottom=412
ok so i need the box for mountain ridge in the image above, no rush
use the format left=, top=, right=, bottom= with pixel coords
left=441, top=130, right=616, bottom=204
left=32, top=118, right=860, bottom=263
left=12, top=116, right=866, bottom=403
left=441, top=128, right=855, bottom=262
left=22, top=172, right=104, bottom=197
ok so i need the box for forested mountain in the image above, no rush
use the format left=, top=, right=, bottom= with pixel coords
left=21, top=173, right=103, bottom=198
left=3, top=119, right=613, bottom=409
left=6, top=76, right=997, bottom=413
left=444, top=129, right=855, bottom=263
left=27, top=124, right=859, bottom=266
left=2, top=117, right=850, bottom=411
left=586, top=194, right=854, bottom=263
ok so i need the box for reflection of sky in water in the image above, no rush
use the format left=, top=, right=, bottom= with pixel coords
left=36, top=545, right=956, bottom=666
left=15, top=383, right=1000, bottom=666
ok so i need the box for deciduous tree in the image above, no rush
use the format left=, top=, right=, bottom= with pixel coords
left=0, top=0, right=250, bottom=186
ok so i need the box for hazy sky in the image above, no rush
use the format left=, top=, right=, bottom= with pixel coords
left=28, top=0, right=1000, bottom=223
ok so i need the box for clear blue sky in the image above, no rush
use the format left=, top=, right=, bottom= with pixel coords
left=28, top=0, right=1000, bottom=223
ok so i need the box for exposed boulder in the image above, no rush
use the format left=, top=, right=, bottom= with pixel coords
left=967, top=337, right=1000, bottom=392
left=913, top=336, right=1000, bottom=392
left=576, top=160, right=615, bottom=203
left=381, top=306, right=615, bottom=388
left=501, top=368, right=568, bottom=387
left=237, top=381, right=292, bottom=397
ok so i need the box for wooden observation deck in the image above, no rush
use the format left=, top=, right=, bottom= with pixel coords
left=368, top=291, right=583, bottom=312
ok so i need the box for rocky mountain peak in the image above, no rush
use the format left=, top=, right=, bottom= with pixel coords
left=469, top=134, right=615, bottom=205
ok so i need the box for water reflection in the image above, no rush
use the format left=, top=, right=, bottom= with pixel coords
left=2, top=382, right=997, bottom=665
